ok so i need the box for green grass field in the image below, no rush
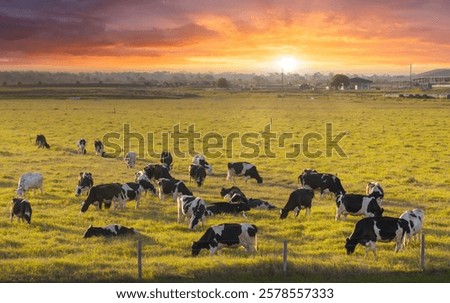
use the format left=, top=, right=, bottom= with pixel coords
left=0, top=88, right=449, bottom=282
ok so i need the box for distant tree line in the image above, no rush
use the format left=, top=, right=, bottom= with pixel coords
left=0, top=71, right=411, bottom=88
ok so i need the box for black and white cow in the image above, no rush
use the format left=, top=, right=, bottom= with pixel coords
left=35, top=134, right=50, bottom=149
left=220, top=186, right=246, bottom=200
left=227, top=192, right=276, bottom=210
left=10, top=198, right=32, bottom=224
left=192, top=154, right=213, bottom=175
left=345, top=217, right=410, bottom=257
left=227, top=162, right=263, bottom=183
left=400, top=208, right=425, bottom=245
left=189, top=164, right=207, bottom=187
left=206, top=202, right=251, bottom=217
left=75, top=172, right=94, bottom=196
left=160, top=151, right=173, bottom=170
left=298, top=169, right=345, bottom=197
left=192, top=223, right=258, bottom=256
left=76, top=138, right=87, bottom=154
left=124, top=151, right=137, bottom=168
left=121, top=177, right=157, bottom=209
left=16, top=172, right=43, bottom=197
left=280, top=187, right=314, bottom=219
left=94, top=140, right=105, bottom=157
left=177, top=195, right=207, bottom=230
left=82, top=224, right=138, bottom=238
left=157, top=178, right=192, bottom=201
left=365, top=182, right=384, bottom=204
left=143, top=164, right=172, bottom=184
left=335, top=193, right=384, bottom=221
left=80, top=183, right=123, bottom=212
left=135, top=171, right=157, bottom=196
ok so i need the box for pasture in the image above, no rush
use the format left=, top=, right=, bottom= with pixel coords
left=0, top=87, right=449, bottom=282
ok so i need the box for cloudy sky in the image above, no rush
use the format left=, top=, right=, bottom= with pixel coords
left=1, top=0, right=449, bottom=74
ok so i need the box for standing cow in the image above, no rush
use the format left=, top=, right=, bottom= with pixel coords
left=75, top=172, right=94, bottom=196
left=400, top=208, right=425, bottom=245
left=227, top=162, right=263, bottom=184
left=143, top=164, right=172, bottom=184
left=35, top=134, right=50, bottom=149
left=80, top=183, right=123, bottom=212
left=76, top=138, right=87, bottom=154
left=10, top=198, right=32, bottom=224
left=335, top=192, right=384, bottom=221
left=298, top=169, right=345, bottom=197
left=345, top=217, right=410, bottom=257
left=16, top=172, right=43, bottom=197
left=94, top=140, right=105, bottom=157
left=192, top=223, right=258, bottom=256
left=158, top=178, right=192, bottom=201
left=280, top=187, right=314, bottom=219
left=189, top=164, right=207, bottom=187
left=192, top=154, right=213, bottom=175
left=177, top=195, right=207, bottom=230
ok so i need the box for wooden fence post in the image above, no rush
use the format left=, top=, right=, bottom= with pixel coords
left=420, top=234, right=425, bottom=272
left=137, top=239, right=143, bottom=280
left=282, top=240, right=288, bottom=273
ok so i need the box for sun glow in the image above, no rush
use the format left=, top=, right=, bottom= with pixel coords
left=275, top=56, right=300, bottom=73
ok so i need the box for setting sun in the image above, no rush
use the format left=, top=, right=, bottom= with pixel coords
left=275, top=56, right=301, bottom=73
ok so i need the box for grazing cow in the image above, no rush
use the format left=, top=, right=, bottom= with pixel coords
left=16, top=172, right=43, bottom=197
left=192, top=154, right=213, bottom=175
left=189, top=164, right=207, bottom=187
left=298, top=169, right=345, bottom=197
left=76, top=138, right=87, bottom=154
left=135, top=171, right=157, bottom=196
left=220, top=186, right=246, bottom=200
left=80, top=183, right=123, bottom=212
left=365, top=182, right=384, bottom=204
left=143, top=164, right=172, bottom=183
left=157, top=178, right=192, bottom=201
left=124, top=151, right=137, bottom=168
left=35, top=134, right=50, bottom=149
left=121, top=177, right=157, bottom=209
left=345, top=217, right=410, bottom=257
left=280, top=187, right=314, bottom=219
left=335, top=193, right=384, bottom=221
left=206, top=202, right=251, bottom=217
left=82, top=224, right=137, bottom=238
left=94, top=140, right=105, bottom=157
left=75, top=172, right=94, bottom=196
left=160, top=151, right=173, bottom=170
left=192, top=223, right=258, bottom=256
left=227, top=162, right=263, bottom=184
left=177, top=195, right=207, bottom=230
left=10, top=198, right=32, bottom=224
left=400, top=208, right=425, bottom=245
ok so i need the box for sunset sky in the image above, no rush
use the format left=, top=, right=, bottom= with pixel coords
left=1, top=0, right=450, bottom=74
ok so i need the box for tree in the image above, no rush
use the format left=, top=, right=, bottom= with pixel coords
left=330, top=74, right=350, bottom=89
left=216, top=77, right=230, bottom=88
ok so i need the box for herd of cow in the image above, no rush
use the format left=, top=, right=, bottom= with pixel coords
left=10, top=134, right=424, bottom=257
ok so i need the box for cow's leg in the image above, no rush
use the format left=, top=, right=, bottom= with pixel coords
left=135, top=193, right=141, bottom=209
left=335, top=207, right=340, bottom=221
left=10, top=213, right=13, bottom=223
left=209, top=246, right=218, bottom=256
left=306, top=207, right=311, bottom=216
left=244, top=175, right=250, bottom=183
left=242, top=211, right=247, bottom=218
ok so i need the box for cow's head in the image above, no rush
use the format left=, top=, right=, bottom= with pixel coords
left=16, top=187, right=26, bottom=197
left=83, top=225, right=94, bottom=238
left=75, top=172, right=93, bottom=196
left=191, top=241, right=209, bottom=256
left=366, top=182, right=384, bottom=198
left=345, top=238, right=357, bottom=255
left=80, top=200, right=90, bottom=213
left=280, top=208, right=289, bottom=219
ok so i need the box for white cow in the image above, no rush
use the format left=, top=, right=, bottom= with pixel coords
left=16, top=173, right=43, bottom=197
left=400, top=208, right=425, bottom=245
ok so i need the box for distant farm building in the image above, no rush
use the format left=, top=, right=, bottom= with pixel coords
left=349, top=77, right=373, bottom=90
left=413, top=69, right=450, bottom=89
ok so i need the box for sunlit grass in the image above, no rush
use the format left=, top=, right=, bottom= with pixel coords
left=0, top=89, right=448, bottom=282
